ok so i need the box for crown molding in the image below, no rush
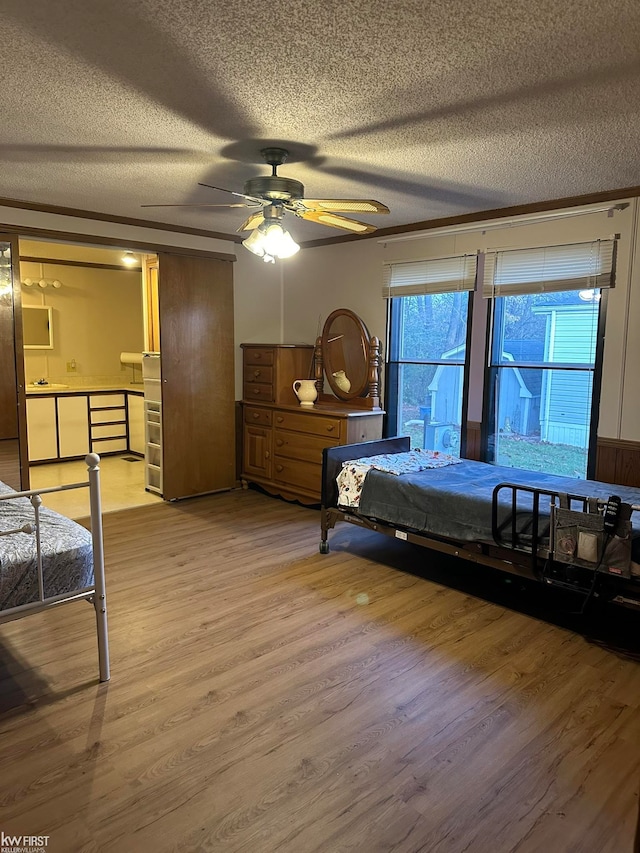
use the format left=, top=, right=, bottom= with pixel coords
left=298, top=184, right=640, bottom=249
left=0, top=195, right=243, bottom=243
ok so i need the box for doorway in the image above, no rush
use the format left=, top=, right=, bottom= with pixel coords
left=19, top=237, right=162, bottom=518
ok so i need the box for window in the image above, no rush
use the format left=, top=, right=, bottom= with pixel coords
left=383, top=254, right=476, bottom=453
left=482, top=239, right=615, bottom=478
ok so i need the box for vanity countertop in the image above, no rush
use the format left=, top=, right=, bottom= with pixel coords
left=25, top=384, right=145, bottom=395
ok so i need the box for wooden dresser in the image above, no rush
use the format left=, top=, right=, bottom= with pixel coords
left=241, top=344, right=383, bottom=504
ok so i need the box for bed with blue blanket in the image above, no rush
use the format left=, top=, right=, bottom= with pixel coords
left=320, top=437, right=640, bottom=610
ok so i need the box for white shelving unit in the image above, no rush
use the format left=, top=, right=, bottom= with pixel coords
left=142, top=352, right=162, bottom=495
left=144, top=400, right=163, bottom=494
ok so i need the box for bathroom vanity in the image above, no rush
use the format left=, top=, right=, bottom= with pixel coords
left=25, top=386, right=144, bottom=462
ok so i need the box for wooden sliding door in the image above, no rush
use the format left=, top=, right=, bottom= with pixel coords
left=158, top=252, right=235, bottom=500
left=0, top=233, right=28, bottom=489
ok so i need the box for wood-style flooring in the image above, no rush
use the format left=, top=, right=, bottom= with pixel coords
left=1, top=488, right=639, bottom=852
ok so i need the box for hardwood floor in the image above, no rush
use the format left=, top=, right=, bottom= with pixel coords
left=1, top=488, right=639, bottom=852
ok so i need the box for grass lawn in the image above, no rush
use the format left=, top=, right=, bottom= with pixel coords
left=402, top=419, right=587, bottom=477
left=496, top=435, right=588, bottom=478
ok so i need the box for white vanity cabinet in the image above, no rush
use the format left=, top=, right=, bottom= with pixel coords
left=26, top=397, right=58, bottom=461
left=26, top=389, right=146, bottom=463
left=27, top=393, right=91, bottom=461
left=57, top=395, right=90, bottom=458
left=89, top=393, right=127, bottom=454
left=127, top=392, right=145, bottom=455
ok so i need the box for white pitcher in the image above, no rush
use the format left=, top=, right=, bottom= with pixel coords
left=293, top=379, right=318, bottom=407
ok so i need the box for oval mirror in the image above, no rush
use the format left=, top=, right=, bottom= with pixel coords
left=321, top=309, right=371, bottom=400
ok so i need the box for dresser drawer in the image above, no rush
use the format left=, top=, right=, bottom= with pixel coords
left=274, top=429, right=339, bottom=464
left=272, top=457, right=321, bottom=496
left=244, top=406, right=273, bottom=426
left=243, top=382, right=274, bottom=403
left=244, top=365, right=274, bottom=385
left=273, top=411, right=340, bottom=444
left=243, top=347, right=275, bottom=367
left=273, top=410, right=342, bottom=438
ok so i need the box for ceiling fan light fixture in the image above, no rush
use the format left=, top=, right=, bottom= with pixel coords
left=242, top=227, right=269, bottom=258
left=262, top=223, right=300, bottom=259
left=143, top=147, right=388, bottom=241
left=242, top=221, right=300, bottom=262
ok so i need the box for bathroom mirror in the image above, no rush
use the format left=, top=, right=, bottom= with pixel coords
left=317, top=308, right=381, bottom=405
left=23, top=306, right=53, bottom=349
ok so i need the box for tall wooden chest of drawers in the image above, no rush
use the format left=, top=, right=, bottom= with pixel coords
left=241, top=344, right=383, bottom=504
left=242, top=343, right=315, bottom=407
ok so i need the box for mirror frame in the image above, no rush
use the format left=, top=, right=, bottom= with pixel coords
left=320, top=308, right=372, bottom=401
left=23, top=305, right=54, bottom=350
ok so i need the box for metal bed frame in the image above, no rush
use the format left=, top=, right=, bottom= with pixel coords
left=0, top=452, right=110, bottom=682
left=320, top=437, right=640, bottom=611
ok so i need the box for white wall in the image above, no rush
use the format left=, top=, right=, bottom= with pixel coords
left=282, top=239, right=388, bottom=348
left=233, top=251, right=286, bottom=397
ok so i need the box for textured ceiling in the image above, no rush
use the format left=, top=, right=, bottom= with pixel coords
left=2, top=0, right=640, bottom=245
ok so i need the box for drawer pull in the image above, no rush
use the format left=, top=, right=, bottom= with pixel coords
left=276, top=464, right=284, bottom=473
left=265, top=451, right=270, bottom=459
left=253, top=369, right=261, bottom=378
left=276, top=438, right=284, bottom=446
left=254, top=353, right=262, bottom=359
left=252, top=412, right=259, bottom=419
left=276, top=416, right=284, bottom=423
left=326, top=425, right=335, bottom=432
left=253, top=388, right=260, bottom=394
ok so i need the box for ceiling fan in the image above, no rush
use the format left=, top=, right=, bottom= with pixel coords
left=142, top=147, right=389, bottom=261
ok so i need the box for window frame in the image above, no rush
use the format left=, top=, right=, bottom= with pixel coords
left=384, top=291, right=474, bottom=457
left=481, top=289, right=608, bottom=478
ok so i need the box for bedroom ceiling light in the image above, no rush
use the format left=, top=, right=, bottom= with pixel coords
left=121, top=251, right=137, bottom=266
left=242, top=210, right=300, bottom=263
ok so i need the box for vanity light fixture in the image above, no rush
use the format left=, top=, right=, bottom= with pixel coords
left=242, top=206, right=300, bottom=263
left=22, top=277, right=62, bottom=288
left=121, top=251, right=137, bottom=266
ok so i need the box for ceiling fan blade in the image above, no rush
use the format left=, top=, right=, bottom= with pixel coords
left=141, top=202, right=257, bottom=209
left=300, top=199, right=390, bottom=214
left=198, top=182, right=265, bottom=205
left=237, top=211, right=266, bottom=232
left=298, top=210, right=378, bottom=234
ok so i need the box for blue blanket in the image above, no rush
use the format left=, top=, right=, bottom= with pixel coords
left=358, top=459, right=640, bottom=558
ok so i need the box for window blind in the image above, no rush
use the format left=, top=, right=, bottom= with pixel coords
left=382, top=253, right=477, bottom=298
left=481, top=238, right=616, bottom=298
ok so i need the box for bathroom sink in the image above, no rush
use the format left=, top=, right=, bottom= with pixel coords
left=27, top=383, right=70, bottom=390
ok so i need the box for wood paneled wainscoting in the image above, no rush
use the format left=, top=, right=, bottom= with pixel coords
left=596, top=437, right=640, bottom=487
left=465, top=420, right=483, bottom=461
